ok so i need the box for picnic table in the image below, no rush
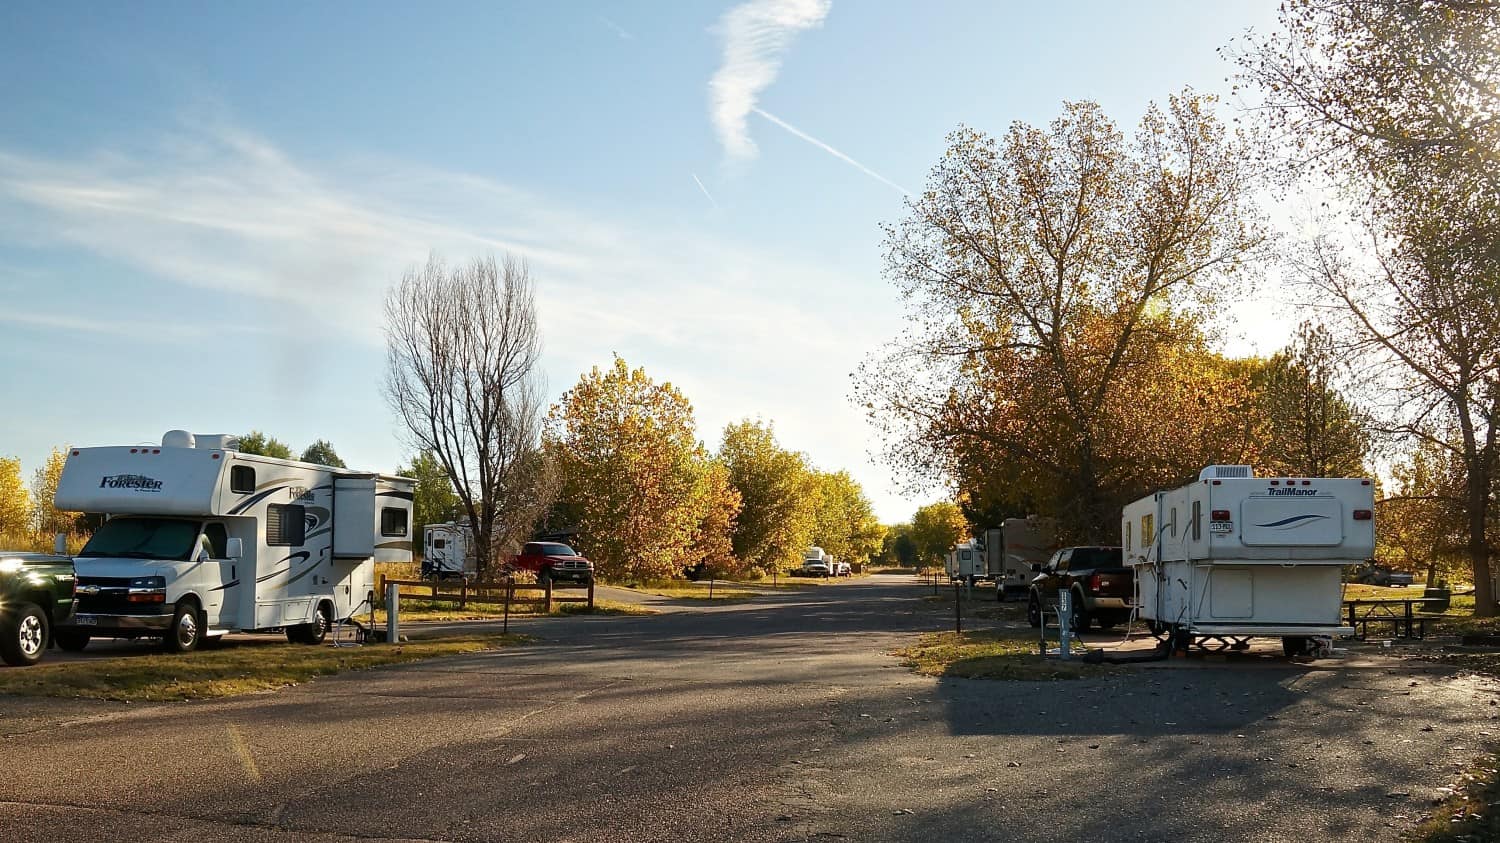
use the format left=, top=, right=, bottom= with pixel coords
left=1342, top=597, right=1446, bottom=640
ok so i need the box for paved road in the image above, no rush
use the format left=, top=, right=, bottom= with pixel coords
left=1, top=575, right=1495, bottom=842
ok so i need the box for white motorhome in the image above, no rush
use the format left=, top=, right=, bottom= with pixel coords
left=985, top=516, right=1059, bottom=601
left=53, top=430, right=414, bottom=652
left=1124, top=465, right=1369, bottom=656
left=422, top=521, right=475, bottom=580
left=945, top=539, right=986, bottom=584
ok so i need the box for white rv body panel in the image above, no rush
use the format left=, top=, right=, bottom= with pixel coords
left=422, top=521, right=477, bottom=579
left=1124, top=468, right=1371, bottom=640
left=985, top=517, right=1058, bottom=596
left=945, top=540, right=986, bottom=581
left=56, top=433, right=413, bottom=640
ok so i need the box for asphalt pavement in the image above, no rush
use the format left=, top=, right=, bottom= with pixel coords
left=0, top=575, right=1495, bottom=842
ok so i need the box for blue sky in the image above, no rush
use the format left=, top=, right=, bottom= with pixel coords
left=0, top=1, right=1283, bottom=520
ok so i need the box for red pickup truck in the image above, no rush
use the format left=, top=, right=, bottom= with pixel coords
left=1025, top=546, right=1133, bottom=633
left=510, top=542, right=595, bottom=585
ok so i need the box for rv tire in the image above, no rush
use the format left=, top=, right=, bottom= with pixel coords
left=54, top=630, right=91, bottom=652
left=0, top=601, right=49, bottom=666
left=1282, top=636, right=1311, bottom=658
left=288, top=603, right=332, bottom=645
left=163, top=601, right=202, bottom=653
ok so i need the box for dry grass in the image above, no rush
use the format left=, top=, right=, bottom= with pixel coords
left=1407, top=748, right=1500, bottom=842
left=0, top=530, right=88, bottom=555
left=0, top=634, right=527, bottom=702
left=612, top=582, right=757, bottom=601
left=896, top=630, right=1111, bottom=681
left=369, top=597, right=655, bottom=621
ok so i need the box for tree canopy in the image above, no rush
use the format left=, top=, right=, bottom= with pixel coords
left=858, top=93, right=1265, bottom=542
left=300, top=440, right=346, bottom=468
left=237, top=431, right=293, bottom=460
left=546, top=357, right=711, bottom=581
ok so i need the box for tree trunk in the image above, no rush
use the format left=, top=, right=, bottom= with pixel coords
left=1468, top=465, right=1496, bottom=617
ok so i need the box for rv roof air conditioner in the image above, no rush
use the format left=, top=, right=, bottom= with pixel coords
left=161, top=431, right=240, bottom=451
left=1198, top=465, right=1254, bottom=481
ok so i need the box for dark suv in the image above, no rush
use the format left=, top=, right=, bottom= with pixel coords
left=0, top=553, right=77, bottom=666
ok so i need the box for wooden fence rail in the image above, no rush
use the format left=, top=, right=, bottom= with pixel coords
left=376, top=575, right=594, bottom=614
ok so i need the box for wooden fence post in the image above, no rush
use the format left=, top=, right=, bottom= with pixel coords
left=545, top=579, right=554, bottom=613
left=503, top=577, right=512, bottom=633
left=377, top=573, right=386, bottom=605
left=460, top=579, right=468, bottom=610
left=587, top=578, right=595, bottom=609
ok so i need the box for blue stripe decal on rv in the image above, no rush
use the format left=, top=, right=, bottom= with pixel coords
left=255, top=551, right=310, bottom=583
left=230, top=486, right=290, bottom=515
left=1253, top=514, right=1332, bottom=529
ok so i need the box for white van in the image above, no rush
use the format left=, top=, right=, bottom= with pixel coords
left=53, top=430, right=414, bottom=652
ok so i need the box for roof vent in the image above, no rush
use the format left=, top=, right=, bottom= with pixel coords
left=162, top=430, right=195, bottom=449
left=1199, top=465, right=1254, bottom=480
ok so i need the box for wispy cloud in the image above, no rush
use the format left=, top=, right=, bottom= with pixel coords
left=598, top=16, right=634, bottom=40
left=752, top=108, right=912, bottom=195
left=0, top=118, right=914, bottom=517
left=690, top=172, right=719, bottom=208
left=709, top=0, right=831, bottom=160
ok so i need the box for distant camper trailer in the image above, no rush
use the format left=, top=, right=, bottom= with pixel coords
left=423, top=521, right=476, bottom=580
left=52, top=430, right=414, bottom=652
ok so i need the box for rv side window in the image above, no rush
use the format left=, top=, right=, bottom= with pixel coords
left=230, top=465, right=256, bottom=494
left=1170, top=507, right=1177, bottom=538
left=1124, top=522, right=1131, bottom=551
left=266, top=504, right=306, bottom=546
left=434, top=538, right=446, bottom=550
left=203, top=523, right=228, bottom=558
left=381, top=507, right=409, bottom=537
left=1192, top=501, right=1202, bottom=541
left=1142, top=514, right=1154, bottom=544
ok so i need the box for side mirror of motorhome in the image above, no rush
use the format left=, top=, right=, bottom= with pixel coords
left=53, top=533, right=66, bottom=555
left=226, top=538, right=244, bottom=560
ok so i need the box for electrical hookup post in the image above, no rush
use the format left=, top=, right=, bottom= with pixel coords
left=1037, top=592, right=1073, bottom=661
left=385, top=582, right=401, bottom=644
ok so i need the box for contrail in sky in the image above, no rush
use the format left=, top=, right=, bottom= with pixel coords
left=691, top=173, right=719, bottom=208
left=752, top=108, right=912, bottom=196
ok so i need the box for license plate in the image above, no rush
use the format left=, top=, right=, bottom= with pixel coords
left=1210, top=522, right=1233, bottom=534
left=75, top=615, right=98, bottom=626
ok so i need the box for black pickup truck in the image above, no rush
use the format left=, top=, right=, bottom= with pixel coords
left=1025, top=546, right=1133, bottom=633
left=0, top=553, right=77, bottom=666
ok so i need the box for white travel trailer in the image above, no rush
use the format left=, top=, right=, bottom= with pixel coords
left=1124, top=465, right=1369, bottom=656
left=53, top=430, right=414, bottom=652
left=422, top=521, right=476, bottom=580
left=946, top=539, right=986, bottom=584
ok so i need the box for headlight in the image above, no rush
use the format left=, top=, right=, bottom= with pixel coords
left=127, top=576, right=167, bottom=604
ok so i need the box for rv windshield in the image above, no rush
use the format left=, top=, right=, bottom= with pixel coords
left=81, top=517, right=202, bottom=561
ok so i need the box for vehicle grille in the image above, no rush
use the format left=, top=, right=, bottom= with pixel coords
left=75, top=577, right=165, bottom=615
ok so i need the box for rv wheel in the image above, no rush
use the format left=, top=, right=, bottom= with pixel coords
left=288, top=604, right=332, bottom=645
left=0, top=602, right=49, bottom=666
left=163, top=602, right=202, bottom=653
left=1281, top=636, right=1311, bottom=658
